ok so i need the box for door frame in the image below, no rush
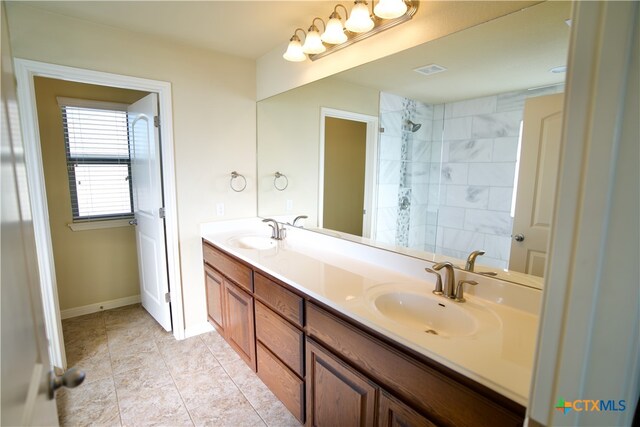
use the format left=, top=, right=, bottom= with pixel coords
left=14, top=58, right=185, bottom=370
left=319, top=107, right=379, bottom=238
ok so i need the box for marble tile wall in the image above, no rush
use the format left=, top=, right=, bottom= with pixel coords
left=434, top=85, right=564, bottom=269
left=376, top=92, right=438, bottom=250
left=375, top=85, right=563, bottom=268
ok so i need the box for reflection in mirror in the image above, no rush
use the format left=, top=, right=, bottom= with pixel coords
left=257, top=1, right=571, bottom=286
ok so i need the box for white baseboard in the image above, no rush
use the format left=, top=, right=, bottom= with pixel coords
left=60, top=295, right=141, bottom=319
left=184, top=321, right=214, bottom=338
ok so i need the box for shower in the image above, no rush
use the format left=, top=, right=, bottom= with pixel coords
left=404, top=120, right=422, bottom=132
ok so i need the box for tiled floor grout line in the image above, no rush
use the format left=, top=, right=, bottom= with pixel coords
left=158, top=335, right=196, bottom=427
left=104, top=317, right=125, bottom=427
left=199, top=336, right=270, bottom=427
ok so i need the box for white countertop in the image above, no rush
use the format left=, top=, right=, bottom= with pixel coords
left=201, top=218, right=541, bottom=406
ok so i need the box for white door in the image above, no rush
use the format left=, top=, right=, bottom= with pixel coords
left=1, top=15, right=59, bottom=420
left=128, top=93, right=172, bottom=331
left=509, top=93, right=564, bottom=276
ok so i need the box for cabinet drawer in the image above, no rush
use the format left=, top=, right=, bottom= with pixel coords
left=255, top=301, right=304, bottom=377
left=256, top=342, right=304, bottom=423
left=306, top=303, right=524, bottom=427
left=203, top=241, right=252, bottom=292
left=254, top=273, right=303, bottom=327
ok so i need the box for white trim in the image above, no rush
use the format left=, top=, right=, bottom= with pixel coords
left=184, top=321, right=215, bottom=339
left=60, top=295, right=141, bottom=320
left=528, top=2, right=639, bottom=426
left=67, top=219, right=133, bottom=231
left=318, top=107, right=379, bottom=238
left=14, top=59, right=186, bottom=371
left=56, top=97, right=129, bottom=111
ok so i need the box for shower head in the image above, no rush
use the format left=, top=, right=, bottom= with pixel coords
left=404, top=120, right=422, bottom=132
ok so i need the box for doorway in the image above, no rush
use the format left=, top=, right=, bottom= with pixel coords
left=14, top=59, right=184, bottom=371
left=319, top=108, right=378, bottom=238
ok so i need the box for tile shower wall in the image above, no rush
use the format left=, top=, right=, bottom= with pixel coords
left=375, top=86, right=563, bottom=269
left=375, top=92, right=438, bottom=251
left=435, top=86, right=563, bottom=269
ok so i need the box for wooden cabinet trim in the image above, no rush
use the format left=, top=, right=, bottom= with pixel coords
left=306, top=302, right=524, bottom=427
left=254, top=272, right=304, bottom=327
left=223, top=280, right=256, bottom=371
left=306, top=338, right=378, bottom=427
left=255, top=301, right=304, bottom=377
left=257, top=342, right=305, bottom=423
left=204, top=264, right=225, bottom=333
left=203, top=240, right=253, bottom=292
left=378, top=389, right=437, bottom=427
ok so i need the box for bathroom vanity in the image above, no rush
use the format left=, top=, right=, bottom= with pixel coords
left=201, top=219, right=540, bottom=426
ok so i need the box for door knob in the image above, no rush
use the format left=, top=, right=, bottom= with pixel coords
left=129, top=219, right=138, bottom=226
left=513, top=233, right=525, bottom=242
left=48, top=368, right=85, bottom=399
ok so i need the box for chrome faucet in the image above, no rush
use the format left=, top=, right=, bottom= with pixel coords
left=291, top=215, right=308, bottom=227
left=262, top=218, right=286, bottom=240
left=454, top=280, right=478, bottom=302
left=465, top=250, right=497, bottom=276
left=465, top=250, right=485, bottom=272
left=432, top=261, right=456, bottom=299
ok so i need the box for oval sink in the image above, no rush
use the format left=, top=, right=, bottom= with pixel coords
left=372, top=290, right=478, bottom=337
left=226, top=235, right=276, bottom=251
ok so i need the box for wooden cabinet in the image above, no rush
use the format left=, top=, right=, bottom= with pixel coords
left=223, top=279, right=256, bottom=370
left=254, top=273, right=305, bottom=423
left=204, top=264, right=225, bottom=333
left=379, top=390, right=436, bottom=427
left=306, top=338, right=377, bottom=427
left=306, top=302, right=524, bottom=427
left=203, top=241, right=256, bottom=371
left=202, top=240, right=525, bottom=427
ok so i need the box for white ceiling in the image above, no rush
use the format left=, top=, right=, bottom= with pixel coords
left=20, top=1, right=334, bottom=59
left=334, top=1, right=571, bottom=104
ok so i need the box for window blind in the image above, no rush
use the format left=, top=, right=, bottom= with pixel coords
left=58, top=97, right=133, bottom=221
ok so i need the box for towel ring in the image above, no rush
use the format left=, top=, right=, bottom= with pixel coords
left=274, top=172, right=288, bottom=191
left=230, top=171, right=247, bottom=192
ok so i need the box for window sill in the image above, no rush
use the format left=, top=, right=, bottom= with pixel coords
left=67, top=219, right=133, bottom=232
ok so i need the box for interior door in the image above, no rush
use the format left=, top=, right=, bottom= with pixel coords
left=128, top=93, right=172, bottom=331
left=509, top=93, right=564, bottom=276
left=1, top=8, right=59, bottom=420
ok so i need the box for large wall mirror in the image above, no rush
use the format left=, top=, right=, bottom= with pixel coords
left=257, top=1, right=571, bottom=287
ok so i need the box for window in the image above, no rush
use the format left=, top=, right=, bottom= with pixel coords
left=58, top=97, right=133, bottom=221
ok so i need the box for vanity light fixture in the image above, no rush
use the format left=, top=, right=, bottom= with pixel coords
left=283, top=28, right=307, bottom=62
left=283, top=0, right=418, bottom=62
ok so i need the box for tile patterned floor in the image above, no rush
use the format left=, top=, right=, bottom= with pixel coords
left=58, top=304, right=301, bottom=427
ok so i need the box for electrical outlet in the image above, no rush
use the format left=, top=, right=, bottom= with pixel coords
left=216, top=203, right=225, bottom=216
left=286, top=199, right=293, bottom=213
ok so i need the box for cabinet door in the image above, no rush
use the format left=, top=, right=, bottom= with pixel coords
left=204, top=265, right=225, bottom=333
left=224, top=280, right=256, bottom=370
left=306, top=338, right=377, bottom=427
left=379, top=390, right=436, bottom=427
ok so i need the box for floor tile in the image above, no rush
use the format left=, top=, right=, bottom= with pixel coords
left=118, top=382, right=193, bottom=427
left=109, top=345, right=166, bottom=376
left=172, top=365, right=239, bottom=410
left=57, top=377, right=120, bottom=427
left=188, top=392, right=266, bottom=427
left=157, top=336, right=221, bottom=377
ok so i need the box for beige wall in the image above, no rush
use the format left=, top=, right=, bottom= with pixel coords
left=257, top=78, right=378, bottom=224
left=323, top=118, right=367, bottom=236
left=256, top=1, right=542, bottom=99
left=6, top=3, right=257, bottom=330
left=33, top=77, right=146, bottom=311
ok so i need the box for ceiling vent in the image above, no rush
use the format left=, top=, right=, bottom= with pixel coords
left=413, top=63, right=447, bottom=76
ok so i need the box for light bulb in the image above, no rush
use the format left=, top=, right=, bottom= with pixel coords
left=321, top=13, right=347, bottom=44
left=346, top=1, right=374, bottom=33
left=374, top=0, right=407, bottom=19
left=302, top=26, right=326, bottom=54
left=283, top=36, right=306, bottom=62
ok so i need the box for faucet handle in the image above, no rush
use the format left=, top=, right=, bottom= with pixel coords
left=425, top=268, right=443, bottom=295
left=454, top=280, right=478, bottom=303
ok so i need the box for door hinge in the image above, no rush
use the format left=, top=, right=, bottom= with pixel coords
left=154, top=115, right=160, bottom=128
left=165, top=292, right=171, bottom=303
left=159, top=207, right=166, bottom=218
